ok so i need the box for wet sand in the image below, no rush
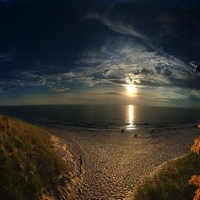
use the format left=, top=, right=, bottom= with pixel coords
left=45, top=126, right=200, bottom=200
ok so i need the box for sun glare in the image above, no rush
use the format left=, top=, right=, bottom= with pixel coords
left=126, top=84, right=136, bottom=95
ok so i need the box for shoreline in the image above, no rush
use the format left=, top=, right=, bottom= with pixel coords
left=44, top=126, right=200, bottom=200
left=39, top=122, right=198, bottom=132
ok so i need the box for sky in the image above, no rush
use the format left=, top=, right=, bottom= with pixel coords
left=0, top=0, right=200, bottom=107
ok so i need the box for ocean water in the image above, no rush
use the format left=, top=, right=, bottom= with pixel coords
left=0, top=105, right=200, bottom=130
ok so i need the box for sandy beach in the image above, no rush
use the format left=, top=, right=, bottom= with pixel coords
left=45, top=126, right=200, bottom=200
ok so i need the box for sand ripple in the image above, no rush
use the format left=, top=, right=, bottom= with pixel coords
left=45, top=127, right=200, bottom=200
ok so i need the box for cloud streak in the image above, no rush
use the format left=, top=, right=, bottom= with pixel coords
left=86, top=12, right=162, bottom=53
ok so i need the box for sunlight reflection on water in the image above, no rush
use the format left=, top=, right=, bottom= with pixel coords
left=127, top=104, right=136, bottom=130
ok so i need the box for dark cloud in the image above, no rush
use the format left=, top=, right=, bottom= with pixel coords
left=163, top=68, right=172, bottom=77
left=189, top=91, right=200, bottom=101
left=155, top=64, right=167, bottom=74
left=141, top=68, right=154, bottom=75
left=103, top=70, right=110, bottom=75
left=109, top=79, right=126, bottom=85
left=0, top=49, right=15, bottom=63
left=104, top=92, right=121, bottom=95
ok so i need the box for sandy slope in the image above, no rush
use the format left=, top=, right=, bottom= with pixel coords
left=46, top=127, right=200, bottom=200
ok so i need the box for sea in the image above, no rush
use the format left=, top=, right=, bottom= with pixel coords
left=0, top=104, right=200, bottom=130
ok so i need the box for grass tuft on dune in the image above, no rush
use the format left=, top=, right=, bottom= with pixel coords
left=134, top=153, right=200, bottom=200
left=0, top=114, right=69, bottom=200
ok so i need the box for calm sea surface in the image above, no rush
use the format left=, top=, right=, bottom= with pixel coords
left=0, top=105, right=200, bottom=130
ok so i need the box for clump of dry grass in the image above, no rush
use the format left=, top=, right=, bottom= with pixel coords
left=0, top=114, right=69, bottom=200
left=134, top=153, right=199, bottom=200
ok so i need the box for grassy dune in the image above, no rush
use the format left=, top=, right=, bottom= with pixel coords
left=134, top=153, right=200, bottom=200
left=0, top=114, right=69, bottom=200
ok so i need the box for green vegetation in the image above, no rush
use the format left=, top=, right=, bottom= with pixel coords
left=0, top=114, right=69, bottom=200
left=134, top=153, right=200, bottom=200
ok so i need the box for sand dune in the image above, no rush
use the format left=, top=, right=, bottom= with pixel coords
left=45, top=126, right=200, bottom=200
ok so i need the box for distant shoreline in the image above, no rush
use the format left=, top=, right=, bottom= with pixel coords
left=38, top=121, right=198, bottom=132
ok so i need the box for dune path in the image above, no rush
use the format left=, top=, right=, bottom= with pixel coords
left=45, top=127, right=200, bottom=200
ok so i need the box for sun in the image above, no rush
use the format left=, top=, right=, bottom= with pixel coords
left=126, top=84, right=136, bottom=95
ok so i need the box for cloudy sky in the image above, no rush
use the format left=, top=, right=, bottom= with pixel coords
left=0, top=0, right=200, bottom=107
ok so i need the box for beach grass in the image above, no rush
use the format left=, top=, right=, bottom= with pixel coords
left=134, top=153, right=200, bottom=200
left=0, top=114, right=70, bottom=200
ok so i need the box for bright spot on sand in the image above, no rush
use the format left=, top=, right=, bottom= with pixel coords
left=126, top=84, right=136, bottom=95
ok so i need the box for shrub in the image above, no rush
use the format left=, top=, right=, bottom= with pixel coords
left=189, top=136, right=200, bottom=200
